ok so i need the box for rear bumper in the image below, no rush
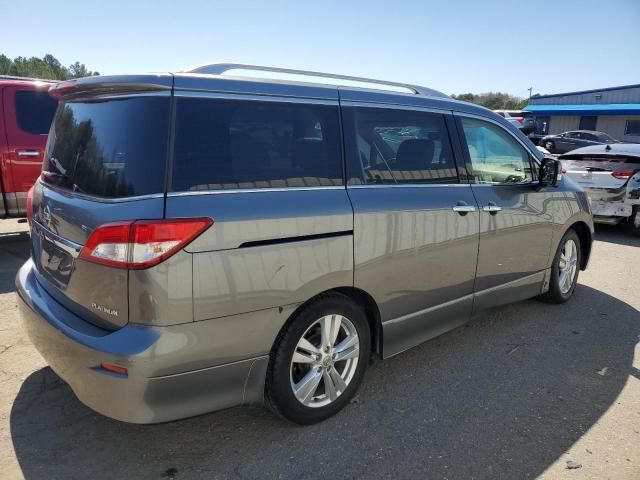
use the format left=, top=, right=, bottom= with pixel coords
left=582, top=187, right=635, bottom=219
left=15, top=259, right=269, bottom=424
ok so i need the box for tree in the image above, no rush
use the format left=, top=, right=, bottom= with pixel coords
left=0, top=53, right=99, bottom=80
left=68, top=61, right=99, bottom=78
left=451, top=92, right=528, bottom=110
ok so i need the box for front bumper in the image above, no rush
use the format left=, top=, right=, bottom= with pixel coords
left=15, top=259, right=268, bottom=424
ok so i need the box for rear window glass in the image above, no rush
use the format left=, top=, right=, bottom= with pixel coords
left=15, top=90, right=58, bottom=135
left=43, top=96, right=169, bottom=198
left=171, top=98, right=342, bottom=191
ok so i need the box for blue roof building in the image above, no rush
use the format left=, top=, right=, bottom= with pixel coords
left=524, top=84, right=640, bottom=142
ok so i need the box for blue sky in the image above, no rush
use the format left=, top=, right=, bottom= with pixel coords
left=3, top=0, right=639, bottom=98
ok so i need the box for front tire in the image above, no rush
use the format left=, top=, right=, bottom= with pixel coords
left=265, top=293, right=370, bottom=424
left=539, top=229, right=581, bottom=304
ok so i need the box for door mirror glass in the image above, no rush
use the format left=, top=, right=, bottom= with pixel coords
left=539, top=158, right=560, bottom=187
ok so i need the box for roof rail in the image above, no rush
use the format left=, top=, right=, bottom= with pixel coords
left=184, top=63, right=446, bottom=98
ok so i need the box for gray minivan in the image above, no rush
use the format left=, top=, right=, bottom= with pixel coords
left=16, top=64, right=594, bottom=425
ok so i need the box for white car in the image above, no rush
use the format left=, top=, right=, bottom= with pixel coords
left=559, top=144, right=640, bottom=234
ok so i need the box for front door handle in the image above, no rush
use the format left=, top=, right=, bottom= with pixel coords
left=482, top=202, right=502, bottom=214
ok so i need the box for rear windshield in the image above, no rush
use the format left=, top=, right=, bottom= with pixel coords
left=15, top=90, right=58, bottom=135
left=171, top=97, right=342, bottom=191
left=43, top=96, right=169, bottom=198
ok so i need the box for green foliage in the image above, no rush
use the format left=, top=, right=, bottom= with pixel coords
left=0, top=53, right=99, bottom=80
left=451, top=92, right=528, bottom=110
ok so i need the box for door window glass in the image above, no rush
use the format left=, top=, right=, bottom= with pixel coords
left=460, top=117, right=533, bottom=184
left=172, top=98, right=342, bottom=191
left=345, top=107, right=458, bottom=184
left=15, top=90, right=58, bottom=135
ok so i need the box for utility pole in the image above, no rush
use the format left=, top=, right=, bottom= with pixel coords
left=528, top=87, right=533, bottom=101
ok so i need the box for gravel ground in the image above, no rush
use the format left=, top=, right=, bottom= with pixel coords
left=0, top=218, right=638, bottom=480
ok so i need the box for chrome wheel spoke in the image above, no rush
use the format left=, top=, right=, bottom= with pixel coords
left=294, top=368, right=323, bottom=405
left=334, top=335, right=359, bottom=362
left=322, top=369, right=338, bottom=401
left=329, top=366, right=348, bottom=393
left=292, top=350, right=316, bottom=364
left=297, top=337, right=320, bottom=355
left=321, top=315, right=342, bottom=349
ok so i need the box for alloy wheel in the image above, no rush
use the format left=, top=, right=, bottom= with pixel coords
left=289, top=315, right=360, bottom=408
left=558, top=238, right=578, bottom=294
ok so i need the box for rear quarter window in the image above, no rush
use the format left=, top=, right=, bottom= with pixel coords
left=15, top=90, right=58, bottom=135
left=171, top=97, right=343, bottom=191
left=43, top=96, right=170, bottom=198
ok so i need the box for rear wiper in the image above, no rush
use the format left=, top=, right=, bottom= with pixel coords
left=42, top=171, right=86, bottom=193
left=42, top=171, right=71, bottom=183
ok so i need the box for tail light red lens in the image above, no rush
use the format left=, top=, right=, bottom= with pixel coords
left=516, top=117, right=524, bottom=123
left=80, top=218, right=213, bottom=269
left=26, top=184, right=35, bottom=226
left=612, top=169, right=635, bottom=180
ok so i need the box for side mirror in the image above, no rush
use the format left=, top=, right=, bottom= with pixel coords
left=539, top=158, right=561, bottom=187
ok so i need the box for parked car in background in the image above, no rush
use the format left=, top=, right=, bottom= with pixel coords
left=16, top=64, right=592, bottom=427
left=0, top=76, right=57, bottom=217
left=493, top=110, right=535, bottom=135
left=559, top=143, right=640, bottom=235
left=540, top=130, right=618, bottom=154
left=536, top=145, right=551, bottom=155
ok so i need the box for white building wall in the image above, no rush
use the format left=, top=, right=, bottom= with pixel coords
left=549, top=116, right=579, bottom=134
left=596, top=115, right=640, bottom=143
left=548, top=115, right=640, bottom=143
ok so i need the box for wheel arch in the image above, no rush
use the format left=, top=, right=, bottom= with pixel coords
left=274, top=287, right=383, bottom=360
left=567, top=221, right=593, bottom=270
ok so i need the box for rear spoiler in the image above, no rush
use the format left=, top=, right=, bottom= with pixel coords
left=49, top=74, right=173, bottom=100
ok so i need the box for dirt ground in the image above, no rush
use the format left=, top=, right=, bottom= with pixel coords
left=0, top=218, right=638, bottom=480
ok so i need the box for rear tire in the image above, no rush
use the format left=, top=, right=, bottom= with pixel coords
left=539, top=229, right=581, bottom=304
left=265, top=293, right=370, bottom=425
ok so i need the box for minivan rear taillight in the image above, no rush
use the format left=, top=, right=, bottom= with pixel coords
left=80, top=218, right=213, bottom=269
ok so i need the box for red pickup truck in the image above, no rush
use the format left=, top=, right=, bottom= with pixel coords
left=1, top=76, right=57, bottom=217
